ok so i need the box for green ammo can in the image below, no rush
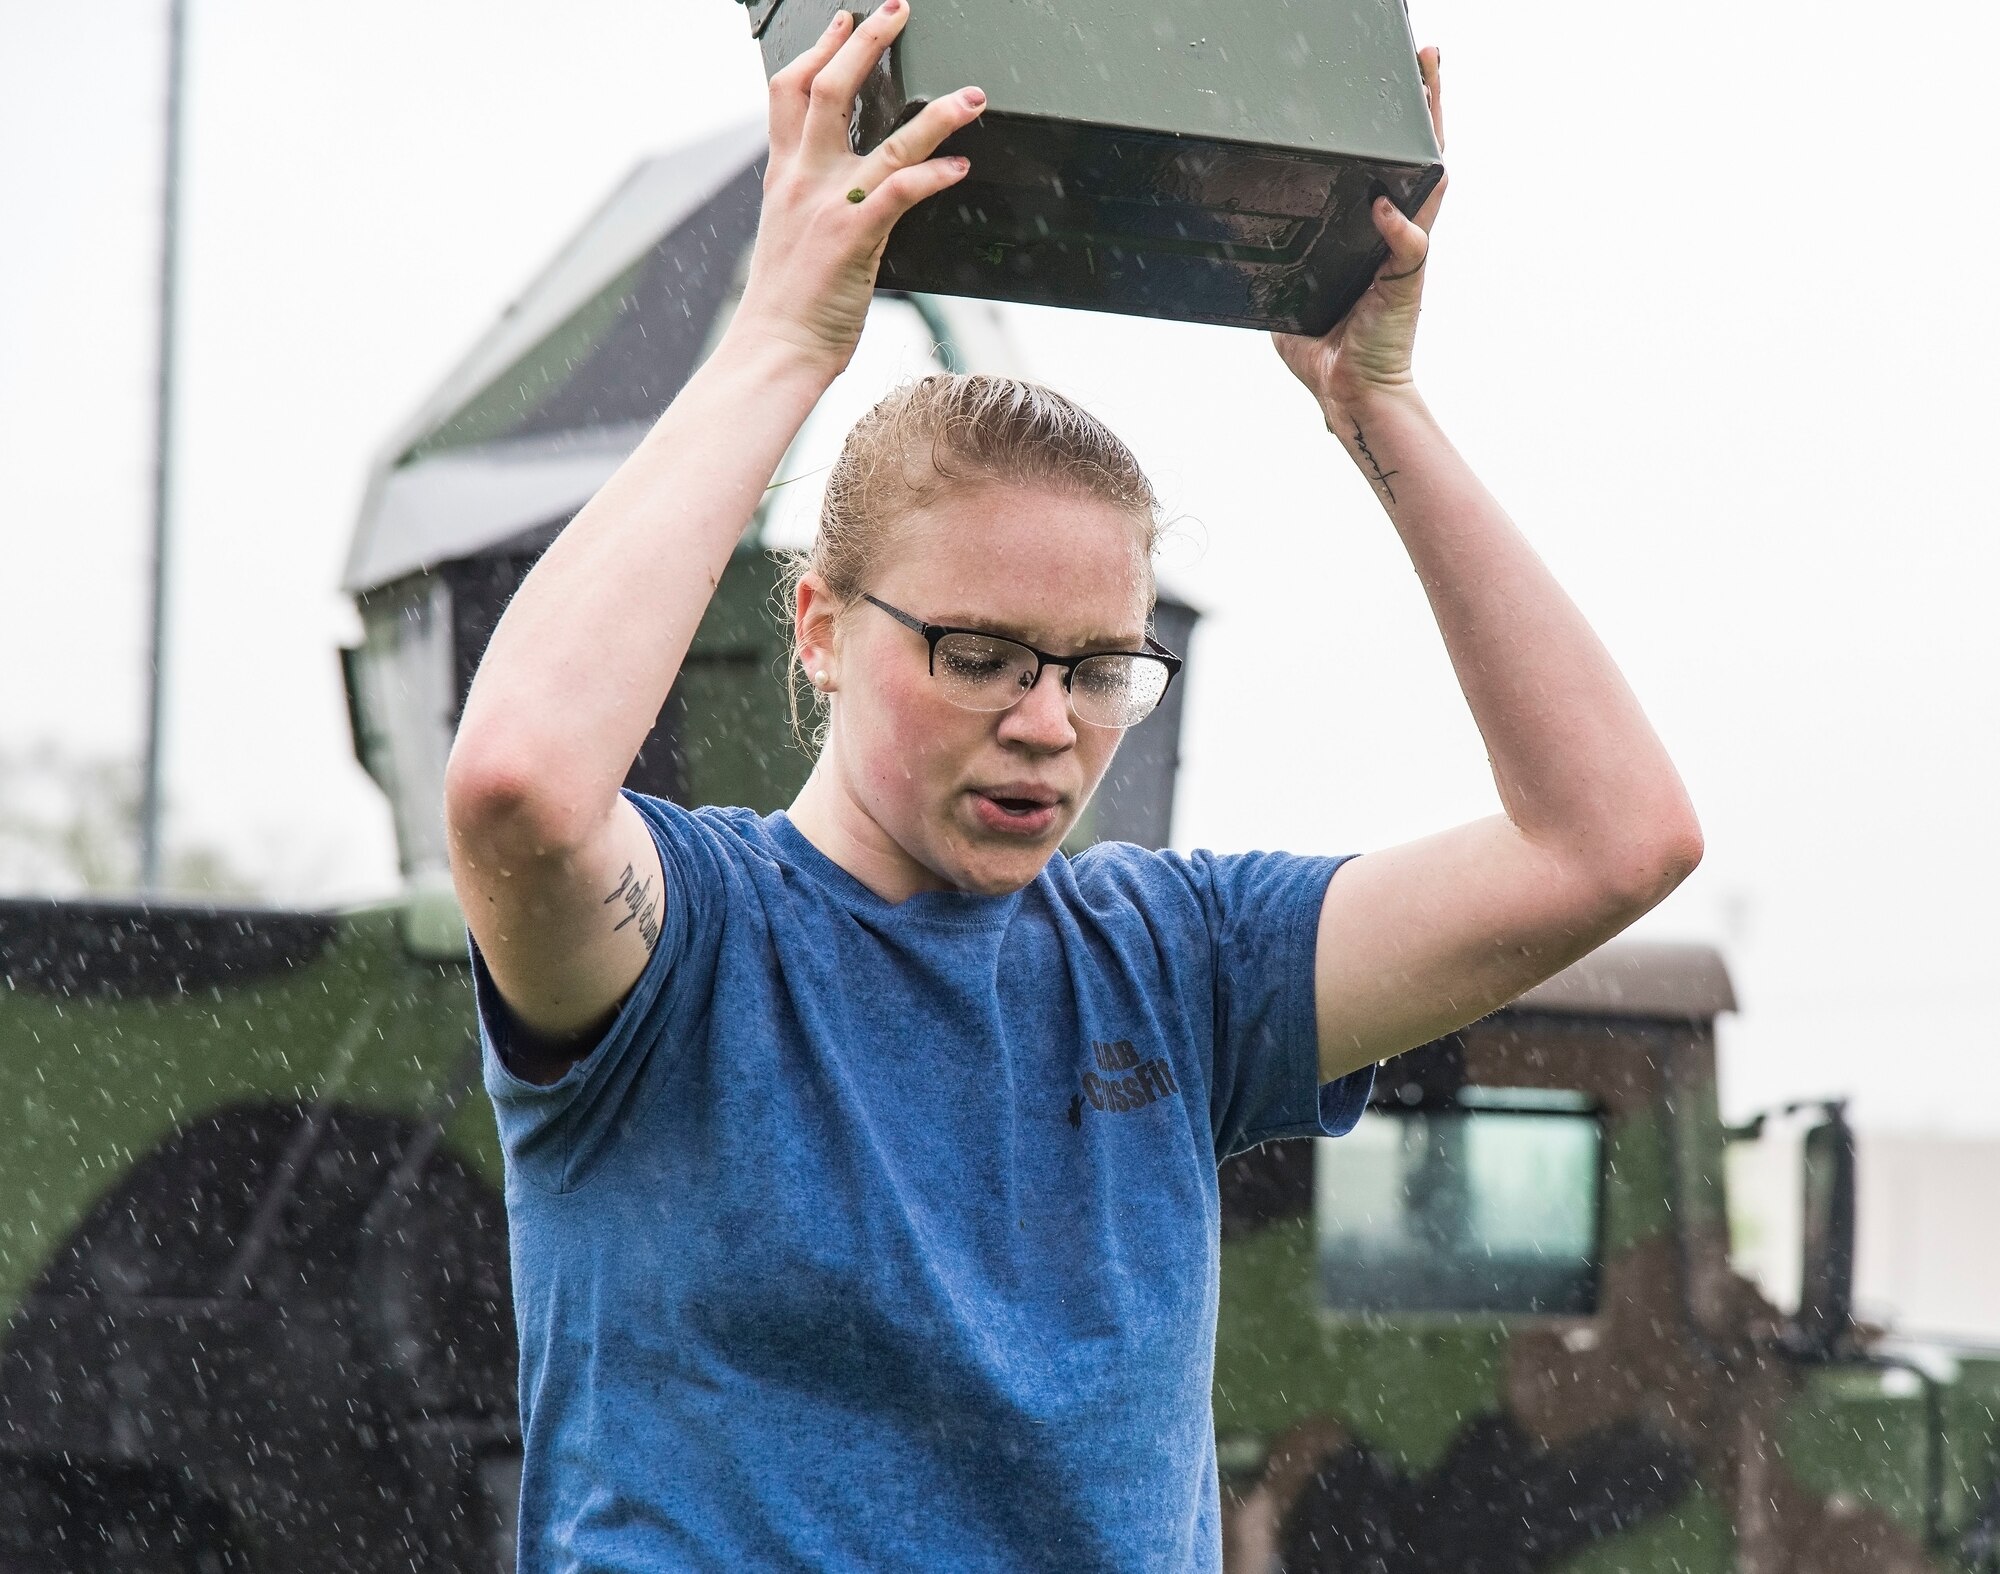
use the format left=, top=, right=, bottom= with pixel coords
left=734, top=0, right=1443, bottom=335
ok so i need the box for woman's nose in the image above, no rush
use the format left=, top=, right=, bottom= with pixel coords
left=999, top=665, right=1075, bottom=746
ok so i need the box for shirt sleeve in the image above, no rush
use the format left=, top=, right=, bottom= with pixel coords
left=1167, top=848, right=1375, bottom=1161
left=471, top=790, right=733, bottom=1193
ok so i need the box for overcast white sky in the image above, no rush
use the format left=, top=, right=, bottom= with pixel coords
left=3, top=0, right=1996, bottom=1136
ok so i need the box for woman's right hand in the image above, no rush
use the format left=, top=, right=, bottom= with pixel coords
left=731, top=0, right=985, bottom=377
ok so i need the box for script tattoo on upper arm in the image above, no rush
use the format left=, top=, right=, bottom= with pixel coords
left=1350, top=420, right=1400, bottom=505
left=603, top=863, right=662, bottom=954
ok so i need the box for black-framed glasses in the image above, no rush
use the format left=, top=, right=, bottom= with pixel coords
left=863, top=594, right=1183, bottom=730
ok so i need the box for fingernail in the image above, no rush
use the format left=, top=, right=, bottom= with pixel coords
left=963, top=87, right=986, bottom=107
left=881, top=0, right=902, bottom=13
left=826, top=9, right=848, bottom=31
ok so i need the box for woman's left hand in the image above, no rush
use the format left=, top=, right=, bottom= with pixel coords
left=1273, top=46, right=1446, bottom=417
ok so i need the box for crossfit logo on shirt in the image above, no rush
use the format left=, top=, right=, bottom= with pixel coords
left=1068, top=1038, right=1180, bottom=1127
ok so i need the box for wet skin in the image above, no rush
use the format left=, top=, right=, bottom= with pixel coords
left=788, top=480, right=1153, bottom=903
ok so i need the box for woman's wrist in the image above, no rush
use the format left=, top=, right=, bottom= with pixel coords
left=709, top=315, right=849, bottom=396
left=1322, top=383, right=1443, bottom=513
left=1319, top=377, right=1427, bottom=436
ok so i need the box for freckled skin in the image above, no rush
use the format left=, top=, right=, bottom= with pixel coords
left=788, top=480, right=1152, bottom=902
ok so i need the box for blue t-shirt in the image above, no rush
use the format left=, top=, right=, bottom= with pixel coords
left=472, top=792, right=1372, bottom=1573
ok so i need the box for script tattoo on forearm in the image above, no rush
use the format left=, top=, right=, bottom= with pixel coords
left=1351, top=421, right=1400, bottom=505
left=603, top=863, right=661, bottom=954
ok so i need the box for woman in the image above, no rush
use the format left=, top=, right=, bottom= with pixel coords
left=443, top=4, right=1703, bottom=1568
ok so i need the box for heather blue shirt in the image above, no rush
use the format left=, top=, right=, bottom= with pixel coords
left=473, top=792, right=1372, bottom=1573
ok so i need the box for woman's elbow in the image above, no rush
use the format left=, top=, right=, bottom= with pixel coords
left=443, top=739, right=578, bottom=862
left=1598, top=805, right=1705, bottom=916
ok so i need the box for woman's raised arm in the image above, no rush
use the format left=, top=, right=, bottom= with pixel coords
left=1274, top=51, right=1706, bottom=1079
left=443, top=1, right=986, bottom=1074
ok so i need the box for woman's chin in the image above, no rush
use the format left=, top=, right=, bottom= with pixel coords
left=937, top=820, right=1067, bottom=895
left=955, top=861, right=1048, bottom=897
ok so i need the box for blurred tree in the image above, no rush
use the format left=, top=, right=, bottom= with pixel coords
left=0, top=740, right=258, bottom=899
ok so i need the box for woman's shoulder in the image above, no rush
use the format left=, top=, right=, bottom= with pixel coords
left=621, top=794, right=923, bottom=916
left=1064, top=839, right=1256, bottom=891
left=1063, top=840, right=1351, bottom=926
left=620, top=792, right=793, bottom=881
left=1060, top=839, right=1210, bottom=917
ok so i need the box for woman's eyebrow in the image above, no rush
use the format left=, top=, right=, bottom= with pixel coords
left=930, top=612, right=1150, bottom=653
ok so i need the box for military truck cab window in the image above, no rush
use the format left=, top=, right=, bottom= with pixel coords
left=1314, top=1089, right=1604, bottom=1317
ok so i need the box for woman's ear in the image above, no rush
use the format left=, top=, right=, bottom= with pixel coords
left=794, top=572, right=840, bottom=694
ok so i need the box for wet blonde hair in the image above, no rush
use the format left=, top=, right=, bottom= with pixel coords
left=778, top=373, right=1163, bottom=749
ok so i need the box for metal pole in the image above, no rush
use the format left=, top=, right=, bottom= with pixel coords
left=139, top=0, right=186, bottom=893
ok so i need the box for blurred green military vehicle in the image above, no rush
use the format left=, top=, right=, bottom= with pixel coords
left=1212, top=953, right=2000, bottom=1574
left=0, top=125, right=1190, bottom=1573
left=6, top=123, right=2000, bottom=1573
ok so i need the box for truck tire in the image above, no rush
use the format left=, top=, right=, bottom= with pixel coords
left=4, top=1101, right=514, bottom=1572
left=0, top=1462, right=240, bottom=1574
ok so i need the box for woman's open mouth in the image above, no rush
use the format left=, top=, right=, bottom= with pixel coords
left=970, top=790, right=1062, bottom=838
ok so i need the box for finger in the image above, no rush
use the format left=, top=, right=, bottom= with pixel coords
left=1418, top=45, right=1445, bottom=152
left=767, top=9, right=856, bottom=158
left=1369, top=195, right=1429, bottom=284
left=856, top=153, right=973, bottom=231
left=1412, top=167, right=1448, bottom=234
left=802, top=0, right=911, bottom=158
left=858, top=86, right=986, bottom=187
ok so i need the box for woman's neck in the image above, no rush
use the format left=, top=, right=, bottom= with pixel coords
left=786, top=764, right=955, bottom=905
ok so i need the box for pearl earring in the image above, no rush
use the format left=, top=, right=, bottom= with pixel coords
left=813, top=670, right=829, bottom=689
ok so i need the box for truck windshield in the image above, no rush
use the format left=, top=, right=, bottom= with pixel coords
left=1315, top=1093, right=1603, bottom=1317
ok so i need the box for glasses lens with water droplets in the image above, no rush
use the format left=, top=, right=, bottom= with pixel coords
left=930, top=633, right=1171, bottom=728
left=1069, top=653, right=1170, bottom=728
left=933, top=633, right=1040, bottom=709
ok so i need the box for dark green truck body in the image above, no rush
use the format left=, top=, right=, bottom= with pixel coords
left=1211, top=962, right=2000, bottom=1574
left=9, top=878, right=2000, bottom=1571
left=0, top=897, right=513, bottom=1569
